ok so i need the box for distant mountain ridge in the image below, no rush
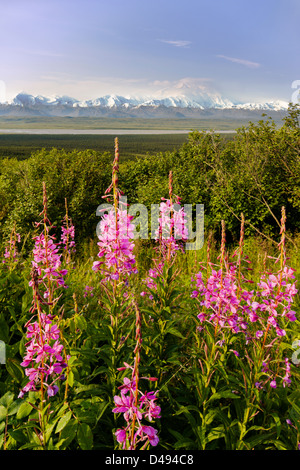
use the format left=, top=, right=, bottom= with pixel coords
left=8, top=92, right=289, bottom=111
left=0, top=91, right=289, bottom=120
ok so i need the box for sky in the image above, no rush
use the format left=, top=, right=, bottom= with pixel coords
left=0, top=0, right=299, bottom=104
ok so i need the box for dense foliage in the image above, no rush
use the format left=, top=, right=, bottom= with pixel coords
left=0, top=106, right=299, bottom=252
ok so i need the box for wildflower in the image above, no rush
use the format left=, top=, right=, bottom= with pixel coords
left=113, top=300, right=160, bottom=450
left=19, top=273, right=68, bottom=399
left=93, top=139, right=138, bottom=286
left=113, top=374, right=160, bottom=449
left=155, top=195, right=188, bottom=261
left=19, top=184, right=68, bottom=400
left=92, top=207, right=138, bottom=282
left=30, top=184, right=68, bottom=303
left=115, top=428, right=127, bottom=445
left=2, top=227, right=21, bottom=266
left=270, top=380, right=277, bottom=389
left=137, top=425, right=159, bottom=447
left=282, top=358, right=291, bottom=387
left=84, top=285, right=94, bottom=297
left=230, top=350, right=240, bottom=357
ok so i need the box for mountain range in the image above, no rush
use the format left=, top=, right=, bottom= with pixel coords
left=0, top=91, right=290, bottom=119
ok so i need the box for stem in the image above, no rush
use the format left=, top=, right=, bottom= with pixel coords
left=214, top=220, right=226, bottom=336
left=42, top=183, right=53, bottom=310
left=31, top=271, right=46, bottom=447
left=167, top=171, right=174, bottom=264
left=64, top=198, right=70, bottom=264
left=130, top=300, right=142, bottom=449
left=237, top=213, right=245, bottom=298
left=113, top=138, right=120, bottom=297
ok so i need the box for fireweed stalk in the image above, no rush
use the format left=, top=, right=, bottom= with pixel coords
left=19, top=184, right=69, bottom=402
left=61, top=198, right=76, bottom=265
left=141, top=171, right=188, bottom=298
left=18, top=267, right=68, bottom=448
left=2, top=224, right=21, bottom=268
left=32, top=183, right=68, bottom=308
left=113, top=299, right=161, bottom=450
left=93, top=138, right=138, bottom=293
left=92, top=140, right=155, bottom=447
left=19, top=268, right=68, bottom=400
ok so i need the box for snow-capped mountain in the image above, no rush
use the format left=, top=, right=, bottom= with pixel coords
left=232, top=100, right=289, bottom=111
left=11, top=93, right=79, bottom=107
left=6, top=91, right=289, bottom=111
left=0, top=90, right=289, bottom=120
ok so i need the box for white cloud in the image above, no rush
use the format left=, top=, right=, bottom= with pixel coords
left=217, top=55, right=260, bottom=69
left=158, top=39, right=192, bottom=48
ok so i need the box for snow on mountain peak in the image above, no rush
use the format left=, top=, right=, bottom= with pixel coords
left=7, top=91, right=289, bottom=111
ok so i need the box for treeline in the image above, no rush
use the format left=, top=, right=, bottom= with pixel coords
left=0, top=133, right=189, bottom=161
left=0, top=105, right=299, bottom=251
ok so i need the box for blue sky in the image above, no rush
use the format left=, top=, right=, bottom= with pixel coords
left=1, top=0, right=299, bottom=103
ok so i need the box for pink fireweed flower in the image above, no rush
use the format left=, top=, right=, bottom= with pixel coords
left=270, top=380, right=277, bottom=389
left=136, top=425, right=159, bottom=447
left=155, top=196, right=188, bottom=260
left=93, top=207, right=137, bottom=282
left=192, top=266, right=249, bottom=334
left=113, top=372, right=160, bottom=450
left=61, top=224, right=76, bottom=260
left=31, top=231, right=68, bottom=300
left=19, top=310, right=68, bottom=399
left=283, top=357, right=292, bottom=387
left=115, top=428, right=127, bottom=445
left=192, top=259, right=297, bottom=342
left=84, top=285, right=94, bottom=297
left=141, top=195, right=188, bottom=300
left=254, top=269, right=297, bottom=337
left=141, top=261, right=164, bottom=296
left=30, top=183, right=69, bottom=304
left=2, top=230, right=21, bottom=266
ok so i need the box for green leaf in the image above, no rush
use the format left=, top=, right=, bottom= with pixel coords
left=0, top=405, right=7, bottom=422
left=165, top=327, right=186, bottom=339
left=17, top=401, right=34, bottom=420
left=0, top=392, right=14, bottom=408
left=77, top=422, right=93, bottom=450
left=7, top=400, right=21, bottom=416
left=270, top=413, right=282, bottom=439
left=56, top=410, right=72, bottom=434
left=59, top=420, right=78, bottom=449
left=8, top=429, right=27, bottom=444
left=174, top=438, right=197, bottom=450
left=67, top=370, right=74, bottom=388
left=45, top=422, right=57, bottom=444
left=245, top=432, right=274, bottom=449
left=207, top=426, right=225, bottom=443
left=207, top=390, right=239, bottom=403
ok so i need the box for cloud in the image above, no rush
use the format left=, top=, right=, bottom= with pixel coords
left=217, top=55, right=260, bottom=68
left=159, top=39, right=192, bottom=48
left=149, top=77, right=217, bottom=99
